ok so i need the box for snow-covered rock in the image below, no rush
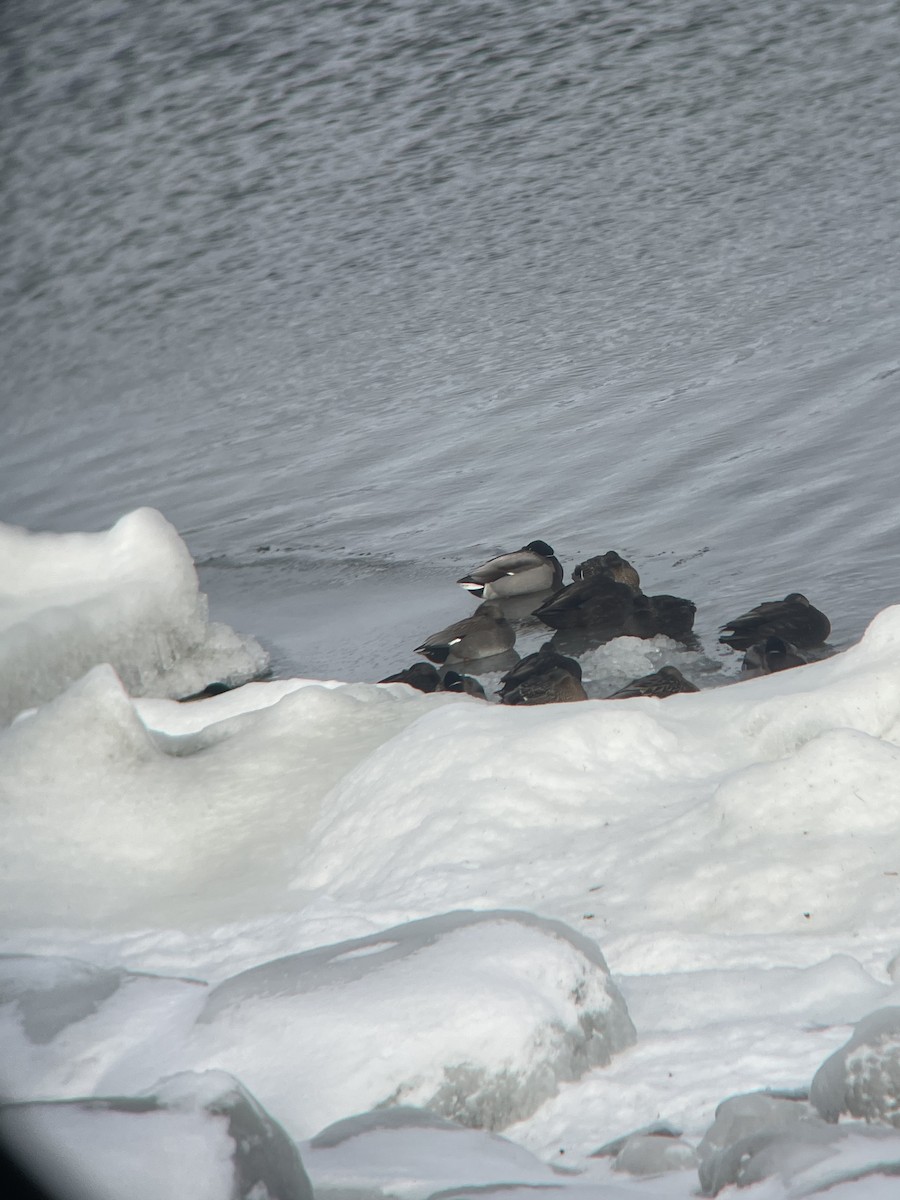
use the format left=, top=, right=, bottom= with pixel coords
left=810, top=1007, right=900, bottom=1126
left=191, top=910, right=636, bottom=1136
left=0, top=1069, right=312, bottom=1200
left=0, top=953, right=205, bottom=1100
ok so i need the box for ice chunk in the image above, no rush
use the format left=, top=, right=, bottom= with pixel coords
left=0, top=508, right=268, bottom=723
left=0, top=1069, right=311, bottom=1200
left=190, top=910, right=635, bottom=1137
left=810, top=1006, right=900, bottom=1126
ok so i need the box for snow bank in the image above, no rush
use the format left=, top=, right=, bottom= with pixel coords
left=0, top=663, right=461, bottom=927
left=0, top=508, right=268, bottom=723
left=10, top=510, right=900, bottom=1197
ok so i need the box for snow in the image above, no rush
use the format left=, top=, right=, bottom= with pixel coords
left=4, top=508, right=900, bottom=1197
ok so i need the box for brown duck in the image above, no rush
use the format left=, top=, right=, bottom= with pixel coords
left=607, top=665, right=699, bottom=700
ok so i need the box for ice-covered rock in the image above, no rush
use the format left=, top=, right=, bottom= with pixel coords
left=190, top=910, right=635, bottom=1137
left=610, top=1132, right=697, bottom=1176
left=810, top=1006, right=900, bottom=1126
left=696, top=1091, right=832, bottom=1194
left=0, top=1070, right=311, bottom=1200
left=590, top=1120, right=684, bottom=1157
left=304, top=1105, right=569, bottom=1200
left=0, top=508, right=268, bottom=723
left=589, top=1120, right=697, bottom=1176
left=0, top=952, right=205, bottom=1100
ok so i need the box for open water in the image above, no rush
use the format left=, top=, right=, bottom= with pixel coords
left=3, top=0, right=900, bottom=680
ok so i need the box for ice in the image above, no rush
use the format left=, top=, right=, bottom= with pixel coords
left=182, top=910, right=635, bottom=1137
left=0, top=508, right=268, bottom=723
left=0, top=1069, right=312, bottom=1200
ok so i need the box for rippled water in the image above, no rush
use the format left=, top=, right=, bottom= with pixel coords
left=3, top=0, right=899, bottom=678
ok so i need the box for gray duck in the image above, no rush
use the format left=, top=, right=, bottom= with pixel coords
left=457, top=540, right=563, bottom=599
left=415, top=601, right=516, bottom=664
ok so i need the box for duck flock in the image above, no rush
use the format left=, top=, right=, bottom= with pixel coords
left=379, top=541, right=832, bottom=704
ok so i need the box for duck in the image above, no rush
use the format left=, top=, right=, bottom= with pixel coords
left=496, top=642, right=582, bottom=700
left=415, top=601, right=516, bottom=664
left=719, top=593, right=830, bottom=651
left=572, top=550, right=640, bottom=591
left=607, top=665, right=699, bottom=700
left=625, top=593, right=698, bottom=644
left=378, top=663, right=442, bottom=692
left=440, top=670, right=487, bottom=698
left=457, top=540, right=564, bottom=599
left=500, top=665, right=588, bottom=706
left=740, top=636, right=808, bottom=676
left=532, top=573, right=637, bottom=633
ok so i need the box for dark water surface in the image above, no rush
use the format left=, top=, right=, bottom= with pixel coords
left=3, top=0, right=900, bottom=680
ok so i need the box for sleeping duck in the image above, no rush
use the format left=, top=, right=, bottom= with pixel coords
left=607, top=665, right=699, bottom=700
left=415, top=601, right=516, bottom=664
left=378, top=662, right=442, bottom=692
left=500, top=664, right=588, bottom=705
left=719, top=593, right=830, bottom=651
left=496, top=642, right=582, bottom=700
left=740, top=636, right=808, bottom=676
left=440, top=670, right=488, bottom=698
left=457, top=540, right=563, bottom=599
left=572, top=550, right=640, bottom=591
left=532, top=573, right=637, bottom=633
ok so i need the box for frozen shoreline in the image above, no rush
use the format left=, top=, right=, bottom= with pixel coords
left=4, top=510, right=900, bottom=1197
